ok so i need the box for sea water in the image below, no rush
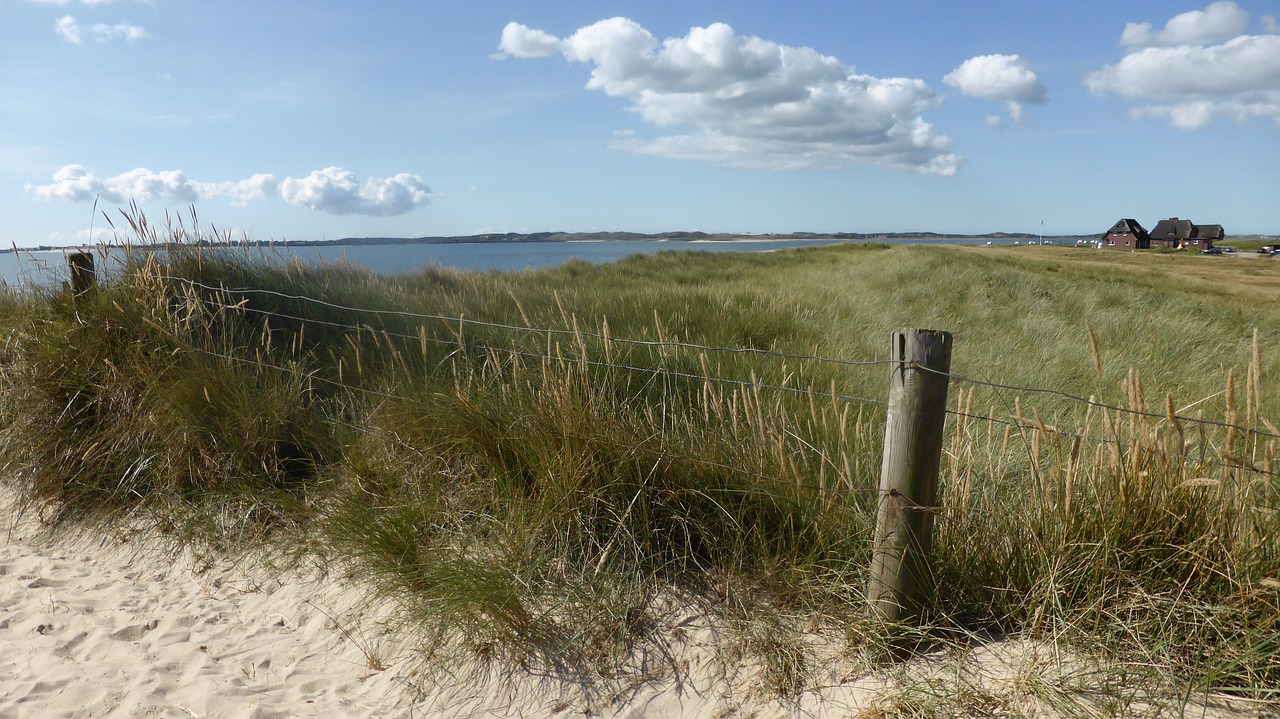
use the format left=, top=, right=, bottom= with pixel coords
left=0, top=237, right=1046, bottom=288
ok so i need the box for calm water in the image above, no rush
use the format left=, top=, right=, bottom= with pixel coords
left=0, top=236, right=1052, bottom=288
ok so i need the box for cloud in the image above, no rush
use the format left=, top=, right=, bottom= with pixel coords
left=943, top=54, right=1045, bottom=123
left=1086, top=3, right=1280, bottom=130
left=54, top=15, right=81, bottom=42
left=109, top=167, right=199, bottom=202
left=27, top=165, right=431, bottom=216
left=1119, top=1, right=1249, bottom=49
left=196, top=174, right=279, bottom=207
left=497, top=18, right=958, bottom=174
left=43, top=226, right=115, bottom=247
left=26, top=165, right=197, bottom=203
left=26, top=164, right=106, bottom=202
left=1129, top=99, right=1280, bottom=131
left=1087, top=36, right=1280, bottom=99
left=54, top=14, right=148, bottom=44
left=280, top=167, right=432, bottom=216
left=498, top=22, right=562, bottom=58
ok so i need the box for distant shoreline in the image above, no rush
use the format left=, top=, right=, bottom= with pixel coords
left=8, top=229, right=1274, bottom=254
left=3, top=230, right=1092, bottom=254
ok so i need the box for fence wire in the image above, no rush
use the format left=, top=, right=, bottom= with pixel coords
left=918, top=363, right=1280, bottom=442
left=158, top=276, right=899, bottom=370
left=137, top=272, right=1279, bottom=491
left=180, top=342, right=884, bottom=498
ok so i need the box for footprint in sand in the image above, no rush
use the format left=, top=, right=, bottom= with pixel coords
left=110, top=619, right=160, bottom=642
left=26, top=577, right=70, bottom=589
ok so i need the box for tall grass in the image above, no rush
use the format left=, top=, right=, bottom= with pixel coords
left=0, top=218, right=1277, bottom=707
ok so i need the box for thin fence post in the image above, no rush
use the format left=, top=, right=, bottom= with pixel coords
left=868, top=328, right=952, bottom=642
left=68, top=251, right=95, bottom=298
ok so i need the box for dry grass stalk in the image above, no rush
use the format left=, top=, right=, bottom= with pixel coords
left=1086, top=320, right=1103, bottom=383
left=1165, top=393, right=1185, bottom=458
left=1064, top=435, right=1081, bottom=514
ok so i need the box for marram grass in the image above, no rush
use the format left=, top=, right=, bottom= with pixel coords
left=1, top=222, right=1278, bottom=709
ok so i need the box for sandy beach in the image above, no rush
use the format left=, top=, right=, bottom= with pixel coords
left=3, top=487, right=1269, bottom=719
left=0, top=494, right=422, bottom=718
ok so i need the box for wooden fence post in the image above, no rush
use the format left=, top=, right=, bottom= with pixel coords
left=68, top=252, right=95, bottom=298
left=868, top=328, right=953, bottom=638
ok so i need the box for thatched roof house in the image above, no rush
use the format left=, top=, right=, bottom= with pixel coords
left=1195, top=224, right=1224, bottom=245
left=1149, top=217, right=1221, bottom=249
left=1100, top=218, right=1150, bottom=249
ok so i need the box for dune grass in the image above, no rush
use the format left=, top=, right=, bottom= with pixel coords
left=1, top=224, right=1278, bottom=711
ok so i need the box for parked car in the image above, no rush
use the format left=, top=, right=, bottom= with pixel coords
left=1221, top=246, right=1237, bottom=253
left=1201, top=247, right=1223, bottom=255
left=1259, top=245, right=1277, bottom=254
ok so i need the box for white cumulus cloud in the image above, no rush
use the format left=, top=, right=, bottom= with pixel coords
left=1119, top=1, right=1249, bottom=49
left=26, top=164, right=105, bottom=202
left=943, top=54, right=1045, bottom=124
left=24, top=165, right=195, bottom=203
left=1129, top=99, right=1280, bottom=131
left=54, top=14, right=148, bottom=44
left=108, top=167, right=199, bottom=203
left=195, top=174, right=280, bottom=207
left=498, top=22, right=562, bottom=58
left=279, top=168, right=432, bottom=216
left=1086, top=3, right=1280, bottom=132
left=496, top=18, right=958, bottom=174
left=27, top=165, right=431, bottom=216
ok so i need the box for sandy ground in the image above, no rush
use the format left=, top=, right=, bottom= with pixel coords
left=0, top=499, right=421, bottom=718
left=4, top=489, right=1273, bottom=719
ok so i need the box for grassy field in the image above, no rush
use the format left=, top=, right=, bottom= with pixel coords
left=1, top=229, right=1277, bottom=713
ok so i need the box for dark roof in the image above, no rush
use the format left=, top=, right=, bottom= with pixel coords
left=1101, top=218, right=1149, bottom=240
left=1149, top=218, right=1194, bottom=241
left=1193, top=224, right=1224, bottom=240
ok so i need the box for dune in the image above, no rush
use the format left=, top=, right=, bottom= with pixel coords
left=0, top=491, right=424, bottom=718
left=2, top=488, right=1265, bottom=718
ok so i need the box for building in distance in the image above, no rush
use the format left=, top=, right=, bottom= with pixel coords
left=1100, top=217, right=1222, bottom=250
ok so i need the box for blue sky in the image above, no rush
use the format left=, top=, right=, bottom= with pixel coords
left=3, top=0, right=1278, bottom=247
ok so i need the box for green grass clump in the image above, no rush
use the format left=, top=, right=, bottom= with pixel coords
left=1, top=219, right=1278, bottom=709
left=0, top=264, right=328, bottom=539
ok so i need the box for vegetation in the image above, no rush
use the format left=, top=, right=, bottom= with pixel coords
left=1220, top=238, right=1276, bottom=252
left=1, top=218, right=1278, bottom=713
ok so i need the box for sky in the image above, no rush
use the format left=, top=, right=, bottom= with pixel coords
left=3, top=0, right=1279, bottom=247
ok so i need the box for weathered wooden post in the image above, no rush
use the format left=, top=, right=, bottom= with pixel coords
left=868, top=329, right=952, bottom=642
left=68, top=251, right=95, bottom=297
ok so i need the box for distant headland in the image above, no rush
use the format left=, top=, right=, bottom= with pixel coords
left=276, top=230, right=1071, bottom=247
left=5, top=230, right=1110, bottom=253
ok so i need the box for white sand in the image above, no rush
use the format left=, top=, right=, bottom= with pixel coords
left=3, top=491, right=1270, bottom=718
left=0, top=500, right=419, bottom=718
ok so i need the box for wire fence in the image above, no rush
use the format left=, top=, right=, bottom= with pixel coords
left=137, top=272, right=1280, bottom=500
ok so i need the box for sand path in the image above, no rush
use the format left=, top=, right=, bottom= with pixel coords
left=3, top=491, right=1270, bottom=718
left=0, top=498, right=418, bottom=719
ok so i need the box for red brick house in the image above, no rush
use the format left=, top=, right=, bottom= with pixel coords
left=1149, top=217, right=1221, bottom=250
left=1100, top=217, right=1224, bottom=250
left=1193, top=224, right=1224, bottom=248
left=1100, top=218, right=1150, bottom=249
